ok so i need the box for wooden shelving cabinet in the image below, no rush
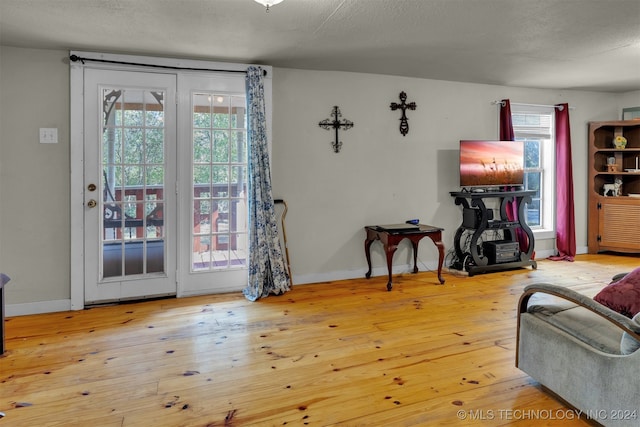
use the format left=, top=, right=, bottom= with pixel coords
left=588, top=120, right=640, bottom=253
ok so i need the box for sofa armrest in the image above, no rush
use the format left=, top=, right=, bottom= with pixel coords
left=518, top=283, right=640, bottom=342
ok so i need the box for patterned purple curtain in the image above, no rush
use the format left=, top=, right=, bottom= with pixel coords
left=499, top=99, right=528, bottom=252
left=549, top=104, right=576, bottom=261
left=243, top=66, right=291, bottom=301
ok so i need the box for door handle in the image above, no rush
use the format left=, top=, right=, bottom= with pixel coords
left=87, top=199, right=97, bottom=208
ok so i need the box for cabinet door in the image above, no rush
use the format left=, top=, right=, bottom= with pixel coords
left=599, top=200, right=640, bottom=250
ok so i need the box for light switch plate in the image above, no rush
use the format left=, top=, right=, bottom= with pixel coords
left=39, top=128, right=58, bottom=144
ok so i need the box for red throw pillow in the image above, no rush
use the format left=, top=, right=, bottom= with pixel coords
left=594, top=267, right=640, bottom=318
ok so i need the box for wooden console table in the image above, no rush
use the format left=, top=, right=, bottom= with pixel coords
left=364, top=224, right=445, bottom=291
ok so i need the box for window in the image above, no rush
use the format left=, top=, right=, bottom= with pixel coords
left=511, top=104, right=555, bottom=238
left=192, top=92, right=248, bottom=271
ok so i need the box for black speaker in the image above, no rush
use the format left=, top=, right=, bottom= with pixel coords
left=462, top=208, right=492, bottom=228
left=462, top=208, right=478, bottom=228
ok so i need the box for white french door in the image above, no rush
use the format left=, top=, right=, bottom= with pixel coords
left=177, top=74, right=249, bottom=296
left=84, top=69, right=177, bottom=303
left=73, top=53, right=263, bottom=307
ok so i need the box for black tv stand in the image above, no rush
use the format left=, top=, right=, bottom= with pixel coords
left=449, top=190, right=537, bottom=276
left=460, top=186, right=525, bottom=194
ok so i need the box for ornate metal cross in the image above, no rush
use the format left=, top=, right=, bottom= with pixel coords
left=390, top=91, right=417, bottom=136
left=318, top=106, right=354, bottom=153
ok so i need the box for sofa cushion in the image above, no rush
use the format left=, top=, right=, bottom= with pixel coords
left=526, top=292, right=578, bottom=316
left=528, top=304, right=623, bottom=354
left=594, top=267, right=640, bottom=318
left=620, top=313, right=640, bottom=355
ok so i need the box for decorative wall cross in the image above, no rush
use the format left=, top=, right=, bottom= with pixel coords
left=318, top=106, right=354, bottom=153
left=390, top=91, right=417, bottom=136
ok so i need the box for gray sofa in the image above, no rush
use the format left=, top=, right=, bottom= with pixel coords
left=517, top=282, right=640, bottom=427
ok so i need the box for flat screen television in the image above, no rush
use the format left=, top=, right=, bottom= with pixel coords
left=459, top=140, right=524, bottom=189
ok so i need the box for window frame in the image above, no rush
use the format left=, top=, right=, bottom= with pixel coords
left=510, top=104, right=556, bottom=240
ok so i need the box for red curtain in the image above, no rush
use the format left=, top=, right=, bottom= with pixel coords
left=499, top=99, right=528, bottom=251
left=549, top=103, right=576, bottom=261
left=499, top=99, right=515, bottom=141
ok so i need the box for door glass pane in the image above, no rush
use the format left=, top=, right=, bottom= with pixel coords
left=192, top=92, right=247, bottom=271
left=102, top=87, right=166, bottom=279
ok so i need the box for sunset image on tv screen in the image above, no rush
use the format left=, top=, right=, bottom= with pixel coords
left=459, top=140, right=524, bottom=187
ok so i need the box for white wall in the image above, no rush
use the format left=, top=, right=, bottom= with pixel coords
left=1, top=46, right=71, bottom=312
left=1, top=45, right=636, bottom=314
left=620, top=90, right=640, bottom=117
left=270, top=68, right=627, bottom=284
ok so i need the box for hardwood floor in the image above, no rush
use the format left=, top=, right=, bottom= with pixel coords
left=1, top=254, right=638, bottom=426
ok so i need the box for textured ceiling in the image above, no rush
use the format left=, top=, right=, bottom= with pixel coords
left=1, top=0, right=639, bottom=92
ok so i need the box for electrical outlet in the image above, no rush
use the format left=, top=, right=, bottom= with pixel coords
left=39, top=128, right=58, bottom=144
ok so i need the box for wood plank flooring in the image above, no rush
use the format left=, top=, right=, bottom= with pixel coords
left=1, top=253, right=638, bottom=426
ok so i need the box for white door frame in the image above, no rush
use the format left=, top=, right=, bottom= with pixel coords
left=70, top=51, right=272, bottom=310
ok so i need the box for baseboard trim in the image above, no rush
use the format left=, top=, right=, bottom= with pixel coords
left=6, top=299, right=72, bottom=317
left=292, top=249, right=592, bottom=286
left=4, top=249, right=589, bottom=315
left=293, top=262, right=440, bottom=286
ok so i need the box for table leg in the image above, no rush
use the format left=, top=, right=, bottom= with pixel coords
left=385, top=243, right=398, bottom=291
left=364, top=238, right=374, bottom=279
left=410, top=240, right=419, bottom=274
left=428, top=235, right=446, bottom=284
